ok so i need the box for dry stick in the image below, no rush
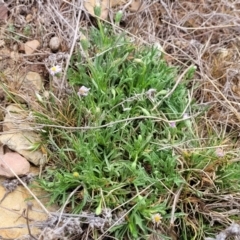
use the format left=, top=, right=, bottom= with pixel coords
left=23, top=116, right=165, bottom=130
left=1, top=114, right=199, bottom=133
left=0, top=116, right=164, bottom=132
left=0, top=204, right=27, bottom=217
left=33, top=114, right=200, bottom=131
left=170, top=185, right=183, bottom=226
left=162, top=19, right=237, bottom=30
left=152, top=65, right=194, bottom=111
left=0, top=156, right=51, bottom=217
left=55, top=185, right=81, bottom=228
left=0, top=112, right=199, bottom=136
left=112, top=183, right=155, bottom=212
left=0, top=191, right=10, bottom=204
left=26, top=202, right=37, bottom=240
left=58, top=0, right=83, bottom=98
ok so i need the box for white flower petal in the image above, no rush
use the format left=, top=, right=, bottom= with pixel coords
left=78, top=86, right=90, bottom=96
left=49, top=65, right=62, bottom=76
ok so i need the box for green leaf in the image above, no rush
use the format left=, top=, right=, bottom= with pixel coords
left=95, top=200, right=102, bottom=215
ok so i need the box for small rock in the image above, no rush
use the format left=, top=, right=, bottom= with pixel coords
left=49, top=36, right=61, bottom=52
left=25, top=13, right=33, bottom=22
left=0, top=132, right=44, bottom=166
left=0, top=105, right=44, bottom=165
left=24, top=71, right=43, bottom=92
left=0, top=152, right=30, bottom=178
left=24, top=39, right=40, bottom=54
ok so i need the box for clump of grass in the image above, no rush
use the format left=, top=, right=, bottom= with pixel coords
left=34, top=21, right=240, bottom=239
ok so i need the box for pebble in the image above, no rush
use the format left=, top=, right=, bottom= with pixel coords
left=49, top=36, right=61, bottom=52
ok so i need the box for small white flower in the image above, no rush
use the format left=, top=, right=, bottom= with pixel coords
left=146, top=88, right=157, bottom=102
left=49, top=65, right=62, bottom=76
left=169, top=121, right=176, bottom=128
left=183, top=113, right=189, bottom=119
left=215, top=148, right=225, bottom=157
left=152, top=213, right=162, bottom=227
left=146, top=88, right=157, bottom=96
left=78, top=86, right=90, bottom=96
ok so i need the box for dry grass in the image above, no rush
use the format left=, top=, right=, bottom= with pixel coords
left=153, top=1, right=240, bottom=134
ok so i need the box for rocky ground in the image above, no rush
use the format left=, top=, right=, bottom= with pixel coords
left=1, top=0, right=240, bottom=239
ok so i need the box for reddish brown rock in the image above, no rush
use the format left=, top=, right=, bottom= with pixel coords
left=0, top=152, right=30, bottom=178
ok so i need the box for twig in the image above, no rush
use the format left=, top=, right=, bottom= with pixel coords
left=26, top=202, right=37, bottom=240
left=170, top=185, right=183, bottom=226
left=162, top=19, right=238, bottom=30
left=58, top=0, right=83, bottom=97
left=112, top=183, right=155, bottom=212
left=33, top=114, right=199, bottom=131
left=0, top=192, right=10, bottom=204
left=0, top=204, right=25, bottom=217
left=55, top=185, right=81, bottom=228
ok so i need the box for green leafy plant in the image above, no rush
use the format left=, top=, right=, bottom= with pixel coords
left=34, top=21, right=240, bottom=239
left=23, top=25, right=31, bottom=37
